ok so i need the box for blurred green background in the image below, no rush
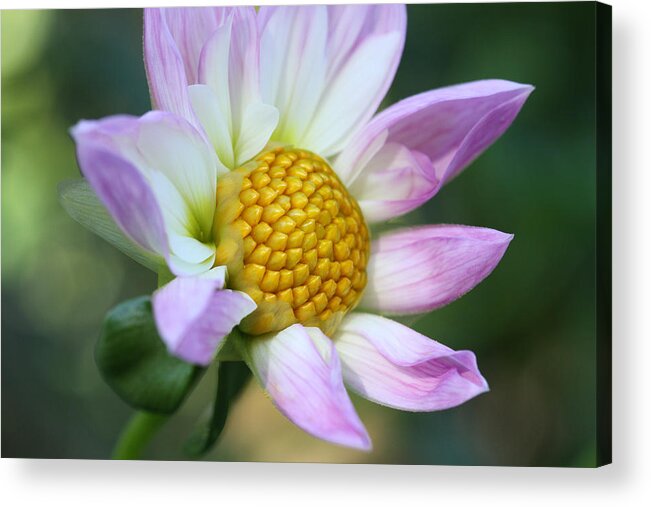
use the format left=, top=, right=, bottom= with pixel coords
left=1, top=3, right=598, bottom=466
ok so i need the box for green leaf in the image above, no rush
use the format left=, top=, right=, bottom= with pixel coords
left=184, top=360, right=251, bottom=457
left=96, top=296, right=203, bottom=414
left=58, top=178, right=163, bottom=272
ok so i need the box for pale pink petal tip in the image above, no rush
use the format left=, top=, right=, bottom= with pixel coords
left=243, top=324, right=372, bottom=450
left=363, top=224, right=513, bottom=315
left=336, top=314, right=489, bottom=412
left=70, top=116, right=169, bottom=259
left=152, top=270, right=256, bottom=366
left=338, top=79, right=533, bottom=222
left=143, top=9, right=198, bottom=127
left=383, top=80, right=533, bottom=187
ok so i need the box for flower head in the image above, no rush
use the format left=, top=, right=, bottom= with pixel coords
left=67, top=5, right=532, bottom=450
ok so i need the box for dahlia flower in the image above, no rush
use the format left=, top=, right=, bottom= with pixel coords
left=65, top=5, right=532, bottom=450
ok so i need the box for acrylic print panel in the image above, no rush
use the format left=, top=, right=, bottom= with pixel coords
left=1, top=2, right=611, bottom=466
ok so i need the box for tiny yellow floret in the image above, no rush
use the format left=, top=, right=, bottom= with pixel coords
left=214, top=147, right=370, bottom=336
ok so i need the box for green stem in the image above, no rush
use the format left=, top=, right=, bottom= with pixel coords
left=111, top=411, right=168, bottom=460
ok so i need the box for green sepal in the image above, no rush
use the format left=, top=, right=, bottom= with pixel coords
left=96, top=296, right=203, bottom=414
left=184, top=359, right=251, bottom=457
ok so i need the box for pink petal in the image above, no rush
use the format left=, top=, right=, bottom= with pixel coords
left=71, top=116, right=168, bottom=258
left=156, top=7, right=229, bottom=84
left=337, top=80, right=533, bottom=221
left=362, top=225, right=513, bottom=315
left=193, top=8, right=277, bottom=168
left=197, top=7, right=260, bottom=104
left=335, top=313, right=489, bottom=411
left=70, top=112, right=219, bottom=276
left=347, top=142, right=439, bottom=223
left=143, top=9, right=200, bottom=129
left=325, top=4, right=405, bottom=83
left=144, top=7, right=259, bottom=142
left=152, top=268, right=256, bottom=366
left=239, top=324, right=371, bottom=450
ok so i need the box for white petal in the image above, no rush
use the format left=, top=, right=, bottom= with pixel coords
left=234, top=102, right=280, bottom=165
left=259, top=5, right=405, bottom=156
left=136, top=112, right=220, bottom=239
left=301, top=31, right=402, bottom=156
left=197, top=14, right=233, bottom=126
left=259, top=6, right=328, bottom=146
left=195, top=9, right=277, bottom=169
left=167, top=252, right=217, bottom=278
left=168, top=234, right=216, bottom=265
left=189, top=84, right=235, bottom=169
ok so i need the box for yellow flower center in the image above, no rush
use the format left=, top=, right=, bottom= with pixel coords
left=214, top=147, right=369, bottom=337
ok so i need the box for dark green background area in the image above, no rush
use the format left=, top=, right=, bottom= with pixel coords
left=2, top=3, right=600, bottom=466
